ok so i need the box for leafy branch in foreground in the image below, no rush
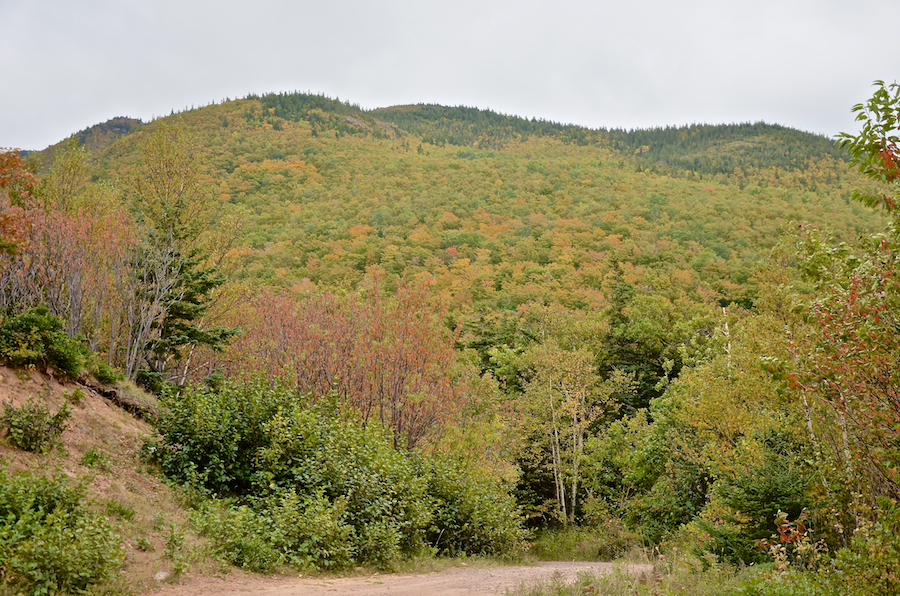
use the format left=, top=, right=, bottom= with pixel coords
left=837, top=80, right=900, bottom=214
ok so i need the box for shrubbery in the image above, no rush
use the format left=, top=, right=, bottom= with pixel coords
left=257, top=398, right=433, bottom=567
left=1, top=397, right=71, bottom=453
left=0, top=468, right=124, bottom=594
left=696, top=431, right=814, bottom=566
left=146, top=380, right=526, bottom=570
left=147, top=378, right=286, bottom=493
left=91, top=360, right=123, bottom=385
left=0, top=306, right=87, bottom=377
left=421, top=456, right=525, bottom=556
left=193, top=490, right=356, bottom=572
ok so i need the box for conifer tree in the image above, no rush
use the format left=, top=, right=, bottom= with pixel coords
left=124, top=122, right=234, bottom=385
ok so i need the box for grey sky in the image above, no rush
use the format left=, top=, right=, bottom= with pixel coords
left=1, top=0, right=897, bottom=150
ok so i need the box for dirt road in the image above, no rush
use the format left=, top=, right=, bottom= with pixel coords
left=150, top=561, right=653, bottom=596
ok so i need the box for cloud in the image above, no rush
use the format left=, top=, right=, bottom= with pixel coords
left=1, top=0, right=897, bottom=149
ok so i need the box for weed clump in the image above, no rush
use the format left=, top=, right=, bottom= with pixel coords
left=105, top=498, right=136, bottom=521
left=64, top=387, right=85, bottom=405
left=80, top=447, right=113, bottom=471
left=1, top=397, right=71, bottom=453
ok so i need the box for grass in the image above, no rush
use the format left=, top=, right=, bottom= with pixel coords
left=506, top=556, right=767, bottom=596
left=80, top=447, right=113, bottom=471
left=529, top=526, right=639, bottom=562
left=389, top=552, right=513, bottom=575
left=510, top=526, right=772, bottom=596
left=106, top=498, right=137, bottom=521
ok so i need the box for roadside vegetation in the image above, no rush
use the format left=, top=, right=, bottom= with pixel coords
left=0, top=81, right=898, bottom=594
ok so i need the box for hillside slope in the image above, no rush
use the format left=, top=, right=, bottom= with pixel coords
left=77, top=94, right=880, bottom=313
left=0, top=367, right=212, bottom=591
left=38, top=116, right=144, bottom=169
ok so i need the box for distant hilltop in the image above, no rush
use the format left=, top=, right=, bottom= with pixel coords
left=40, top=91, right=845, bottom=178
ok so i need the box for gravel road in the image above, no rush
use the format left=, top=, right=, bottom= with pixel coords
left=148, top=561, right=654, bottom=596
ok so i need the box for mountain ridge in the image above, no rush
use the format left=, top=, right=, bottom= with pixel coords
left=36, top=92, right=842, bottom=177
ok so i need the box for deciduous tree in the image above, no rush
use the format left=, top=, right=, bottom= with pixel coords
left=0, top=149, right=37, bottom=255
left=221, top=281, right=463, bottom=449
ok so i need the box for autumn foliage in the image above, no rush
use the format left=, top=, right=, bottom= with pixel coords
left=219, top=281, right=463, bottom=448
left=0, top=149, right=38, bottom=255
left=6, top=86, right=900, bottom=590
left=790, top=220, right=900, bottom=500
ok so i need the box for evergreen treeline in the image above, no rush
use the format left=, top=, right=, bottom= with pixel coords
left=608, top=122, right=848, bottom=177
left=372, top=104, right=601, bottom=148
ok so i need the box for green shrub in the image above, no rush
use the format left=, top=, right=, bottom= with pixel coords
left=46, top=332, right=88, bottom=378
left=1, top=397, right=71, bottom=453
left=697, top=431, right=813, bottom=566
left=149, top=379, right=526, bottom=567
left=696, top=521, right=769, bottom=567
left=135, top=369, right=167, bottom=395
left=146, top=379, right=289, bottom=493
left=148, top=380, right=430, bottom=566
left=738, top=505, right=900, bottom=596
left=258, top=400, right=432, bottom=567
left=105, top=498, right=135, bottom=521
left=0, top=468, right=124, bottom=594
left=826, top=503, right=900, bottom=595
left=0, top=307, right=55, bottom=365
left=265, top=489, right=356, bottom=570
left=134, top=537, right=154, bottom=552
left=193, top=504, right=281, bottom=572
left=92, top=360, right=122, bottom=385
left=420, top=456, right=527, bottom=556
left=194, top=490, right=355, bottom=572
left=0, top=306, right=87, bottom=377
left=624, top=471, right=708, bottom=544
left=152, top=513, right=166, bottom=532
left=164, top=523, right=188, bottom=576
left=80, top=447, right=112, bottom=471
left=64, top=387, right=85, bottom=405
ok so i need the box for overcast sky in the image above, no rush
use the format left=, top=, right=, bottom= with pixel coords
left=2, top=0, right=898, bottom=150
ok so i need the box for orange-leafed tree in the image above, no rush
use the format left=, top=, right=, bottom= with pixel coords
left=222, top=281, right=463, bottom=449
left=0, top=149, right=38, bottom=255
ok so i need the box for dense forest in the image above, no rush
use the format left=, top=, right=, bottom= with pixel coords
left=1, top=81, right=899, bottom=595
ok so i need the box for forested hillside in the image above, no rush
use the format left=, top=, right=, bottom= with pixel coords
left=89, top=93, right=877, bottom=305
left=37, top=116, right=144, bottom=167
left=1, top=85, right=898, bottom=595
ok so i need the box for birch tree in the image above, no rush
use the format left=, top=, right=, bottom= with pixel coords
left=520, top=337, right=632, bottom=524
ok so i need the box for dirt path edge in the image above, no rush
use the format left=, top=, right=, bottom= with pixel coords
left=147, top=561, right=654, bottom=596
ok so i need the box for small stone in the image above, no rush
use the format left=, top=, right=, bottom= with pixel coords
left=154, top=571, right=170, bottom=582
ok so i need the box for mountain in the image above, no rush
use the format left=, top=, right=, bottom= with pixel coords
left=57, top=92, right=878, bottom=317
left=12, top=92, right=896, bottom=593
left=39, top=116, right=144, bottom=170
